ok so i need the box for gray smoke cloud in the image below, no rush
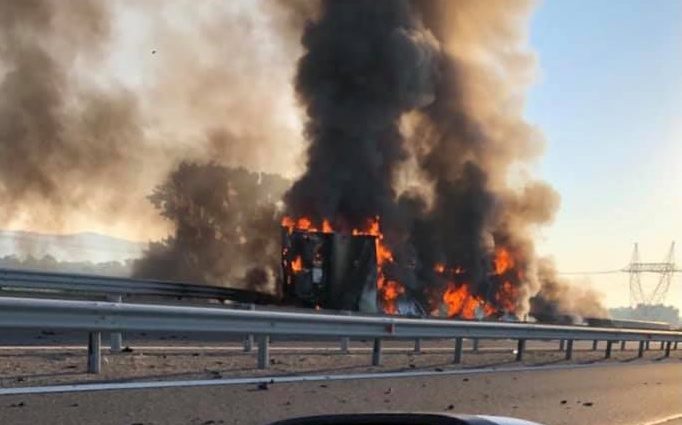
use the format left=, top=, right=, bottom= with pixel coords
left=0, top=0, right=308, bottom=243
left=0, top=0, right=151, bottom=234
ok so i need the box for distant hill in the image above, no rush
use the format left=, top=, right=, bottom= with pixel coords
left=0, top=230, right=146, bottom=263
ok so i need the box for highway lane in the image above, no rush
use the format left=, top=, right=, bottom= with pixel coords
left=0, top=360, right=679, bottom=425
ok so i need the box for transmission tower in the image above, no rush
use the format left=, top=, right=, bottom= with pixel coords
left=622, top=242, right=680, bottom=307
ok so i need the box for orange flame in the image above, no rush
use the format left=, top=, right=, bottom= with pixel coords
left=291, top=255, right=303, bottom=273
left=441, top=282, right=495, bottom=320
left=493, top=247, right=514, bottom=275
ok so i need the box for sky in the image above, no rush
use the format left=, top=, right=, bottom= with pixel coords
left=527, top=0, right=682, bottom=309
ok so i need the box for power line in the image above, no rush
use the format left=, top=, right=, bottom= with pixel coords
left=557, top=270, right=622, bottom=275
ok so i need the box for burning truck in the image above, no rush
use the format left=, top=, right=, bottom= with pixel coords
left=281, top=216, right=424, bottom=316
left=280, top=216, right=519, bottom=320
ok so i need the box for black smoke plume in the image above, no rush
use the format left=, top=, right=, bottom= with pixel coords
left=285, top=0, right=604, bottom=318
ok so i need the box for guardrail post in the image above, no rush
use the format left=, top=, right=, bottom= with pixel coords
left=340, top=311, right=351, bottom=353
left=604, top=340, right=613, bottom=359
left=620, top=340, right=626, bottom=351
left=645, top=340, right=650, bottom=351
left=257, top=335, right=269, bottom=369
left=664, top=341, right=672, bottom=358
left=453, top=337, right=464, bottom=364
left=472, top=338, right=480, bottom=353
left=516, top=339, right=525, bottom=362
left=591, top=340, right=598, bottom=351
left=244, top=304, right=256, bottom=352
left=107, top=295, right=123, bottom=353
left=413, top=338, right=421, bottom=353
left=372, top=338, right=382, bottom=366
left=340, top=336, right=350, bottom=353
left=638, top=341, right=645, bottom=358
left=675, top=341, right=679, bottom=350
left=659, top=341, right=665, bottom=351
left=558, top=339, right=565, bottom=352
left=88, top=331, right=101, bottom=374
left=565, top=339, right=574, bottom=360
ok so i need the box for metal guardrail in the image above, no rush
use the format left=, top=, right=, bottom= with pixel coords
left=1, top=296, right=681, bottom=374
left=0, top=267, right=276, bottom=303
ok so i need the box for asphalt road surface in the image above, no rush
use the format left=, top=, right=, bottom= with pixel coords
left=1, top=360, right=680, bottom=425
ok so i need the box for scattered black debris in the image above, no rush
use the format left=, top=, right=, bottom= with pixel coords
left=383, top=399, right=390, bottom=403
left=151, top=49, right=157, bottom=54
left=202, top=421, right=216, bottom=425
left=283, top=401, right=292, bottom=406
left=15, top=377, right=25, bottom=382
left=122, top=347, right=134, bottom=353
left=560, top=400, right=567, bottom=405
left=582, top=402, right=594, bottom=407
left=192, top=353, right=200, bottom=357
left=446, top=404, right=454, bottom=410
left=10, top=402, right=25, bottom=408
left=512, top=406, right=518, bottom=409
left=70, top=403, right=79, bottom=407
left=64, top=365, right=78, bottom=369
left=384, top=388, right=392, bottom=395
left=421, top=383, right=427, bottom=388
left=409, top=364, right=416, bottom=369
left=462, top=378, right=469, bottom=382
left=319, top=384, right=328, bottom=388
left=41, top=330, right=55, bottom=336
left=257, top=382, right=269, bottom=391
left=434, top=368, right=444, bottom=372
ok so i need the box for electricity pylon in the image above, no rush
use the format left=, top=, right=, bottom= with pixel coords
left=623, top=242, right=679, bottom=307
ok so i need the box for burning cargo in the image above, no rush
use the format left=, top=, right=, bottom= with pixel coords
left=281, top=228, right=378, bottom=312
left=280, top=217, right=425, bottom=316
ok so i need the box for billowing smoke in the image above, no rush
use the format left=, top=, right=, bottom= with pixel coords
left=0, top=0, right=307, bottom=242
left=530, top=258, right=608, bottom=320
left=133, top=162, right=289, bottom=292
left=285, top=0, right=603, bottom=318
left=0, top=0, right=150, bottom=234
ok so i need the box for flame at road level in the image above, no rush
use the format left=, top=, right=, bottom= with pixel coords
left=282, top=216, right=522, bottom=317
left=441, top=282, right=495, bottom=319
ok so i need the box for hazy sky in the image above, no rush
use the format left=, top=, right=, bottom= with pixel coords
left=527, top=0, right=682, bottom=309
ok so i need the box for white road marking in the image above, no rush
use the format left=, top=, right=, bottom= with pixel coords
left=0, top=358, right=650, bottom=396
left=639, top=414, right=682, bottom=425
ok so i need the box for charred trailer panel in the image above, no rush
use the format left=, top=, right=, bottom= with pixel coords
left=281, top=229, right=378, bottom=312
